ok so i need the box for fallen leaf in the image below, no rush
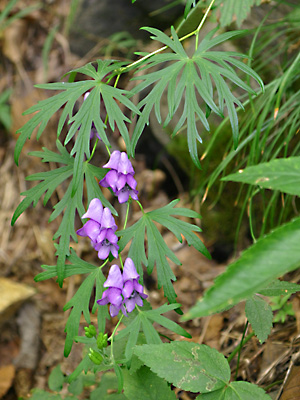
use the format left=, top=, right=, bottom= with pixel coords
left=281, top=365, right=300, bottom=400
left=0, top=364, right=15, bottom=398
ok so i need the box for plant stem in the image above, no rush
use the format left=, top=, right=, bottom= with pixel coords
left=123, top=201, right=130, bottom=230
left=109, top=314, right=124, bottom=361
left=227, top=326, right=254, bottom=365
left=195, top=0, right=216, bottom=49
left=119, top=0, right=216, bottom=74
left=234, top=320, right=249, bottom=380
left=99, top=258, right=109, bottom=270
left=136, top=200, right=145, bottom=213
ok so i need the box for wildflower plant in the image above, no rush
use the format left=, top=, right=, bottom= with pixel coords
left=11, top=0, right=300, bottom=398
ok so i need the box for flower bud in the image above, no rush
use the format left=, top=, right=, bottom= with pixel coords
left=84, top=324, right=97, bottom=338
left=88, top=348, right=103, bottom=365
left=97, top=332, right=108, bottom=349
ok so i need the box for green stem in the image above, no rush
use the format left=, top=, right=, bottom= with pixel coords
left=263, top=380, right=284, bottom=391
left=119, top=1, right=215, bottom=74
left=195, top=0, right=216, bottom=49
left=119, top=255, right=124, bottom=270
left=227, top=329, right=255, bottom=365
left=136, top=200, right=145, bottom=213
left=99, top=258, right=109, bottom=270
left=123, top=201, right=130, bottom=230
left=234, top=320, right=249, bottom=380
left=108, top=314, right=124, bottom=361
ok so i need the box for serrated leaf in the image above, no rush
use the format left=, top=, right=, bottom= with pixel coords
left=131, top=27, right=263, bottom=165
left=245, top=295, right=273, bottom=343
left=258, top=280, right=300, bottom=297
left=222, top=157, right=300, bottom=196
left=134, top=342, right=230, bottom=393
left=215, top=0, right=263, bottom=27
left=197, top=381, right=271, bottom=399
left=184, top=216, right=300, bottom=320
left=63, top=268, right=109, bottom=356
left=123, top=366, right=176, bottom=400
left=118, top=200, right=209, bottom=303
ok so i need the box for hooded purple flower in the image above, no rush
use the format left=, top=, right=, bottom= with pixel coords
left=122, top=258, right=148, bottom=312
left=100, top=151, right=138, bottom=204
left=97, top=265, right=126, bottom=317
left=97, top=258, right=147, bottom=317
left=76, top=198, right=119, bottom=260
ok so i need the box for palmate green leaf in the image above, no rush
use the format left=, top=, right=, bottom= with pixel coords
left=258, top=280, right=300, bottom=297
left=134, top=342, right=230, bottom=393
left=118, top=199, right=209, bottom=303
left=131, top=26, right=263, bottom=166
left=215, top=0, right=263, bottom=27
left=183, top=216, right=300, bottom=320
left=123, top=366, right=176, bottom=400
left=245, top=295, right=273, bottom=343
left=222, top=157, right=300, bottom=196
left=63, top=268, right=109, bottom=357
left=115, top=302, right=191, bottom=360
left=197, top=381, right=271, bottom=399
left=15, top=60, right=139, bottom=192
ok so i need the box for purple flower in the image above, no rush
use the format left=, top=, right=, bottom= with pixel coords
left=100, top=151, right=139, bottom=203
left=97, top=258, right=147, bottom=317
left=103, top=151, right=135, bottom=175
left=122, top=258, right=147, bottom=313
left=97, top=265, right=126, bottom=317
left=76, top=198, right=119, bottom=260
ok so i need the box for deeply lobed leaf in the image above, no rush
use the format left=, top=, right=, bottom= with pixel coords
left=131, top=26, right=263, bottom=166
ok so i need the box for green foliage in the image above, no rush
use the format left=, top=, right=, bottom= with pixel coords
left=0, top=89, right=12, bottom=131
left=215, top=0, right=262, bottom=27
left=245, top=295, right=273, bottom=343
left=118, top=199, right=210, bottom=303
left=14, top=60, right=139, bottom=188
left=270, top=295, right=295, bottom=323
left=258, top=280, right=300, bottom=297
left=0, top=0, right=40, bottom=32
left=63, top=268, right=109, bottom=356
left=222, top=157, right=300, bottom=196
left=131, top=26, right=263, bottom=168
left=134, top=342, right=230, bottom=393
left=196, top=381, right=271, bottom=399
left=115, top=303, right=191, bottom=360
left=184, top=216, right=300, bottom=319
left=48, top=365, right=65, bottom=392
left=123, top=366, right=176, bottom=400
left=12, top=140, right=112, bottom=286
left=90, top=372, right=127, bottom=399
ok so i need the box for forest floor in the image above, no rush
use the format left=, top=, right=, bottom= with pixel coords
left=1, top=1, right=300, bottom=400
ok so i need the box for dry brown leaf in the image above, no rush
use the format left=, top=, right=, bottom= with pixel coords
left=0, top=364, right=15, bottom=398
left=281, top=365, right=300, bottom=400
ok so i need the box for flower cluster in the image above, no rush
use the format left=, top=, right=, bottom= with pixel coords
left=97, top=258, right=147, bottom=317
left=76, top=198, right=119, bottom=260
left=100, top=151, right=138, bottom=203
